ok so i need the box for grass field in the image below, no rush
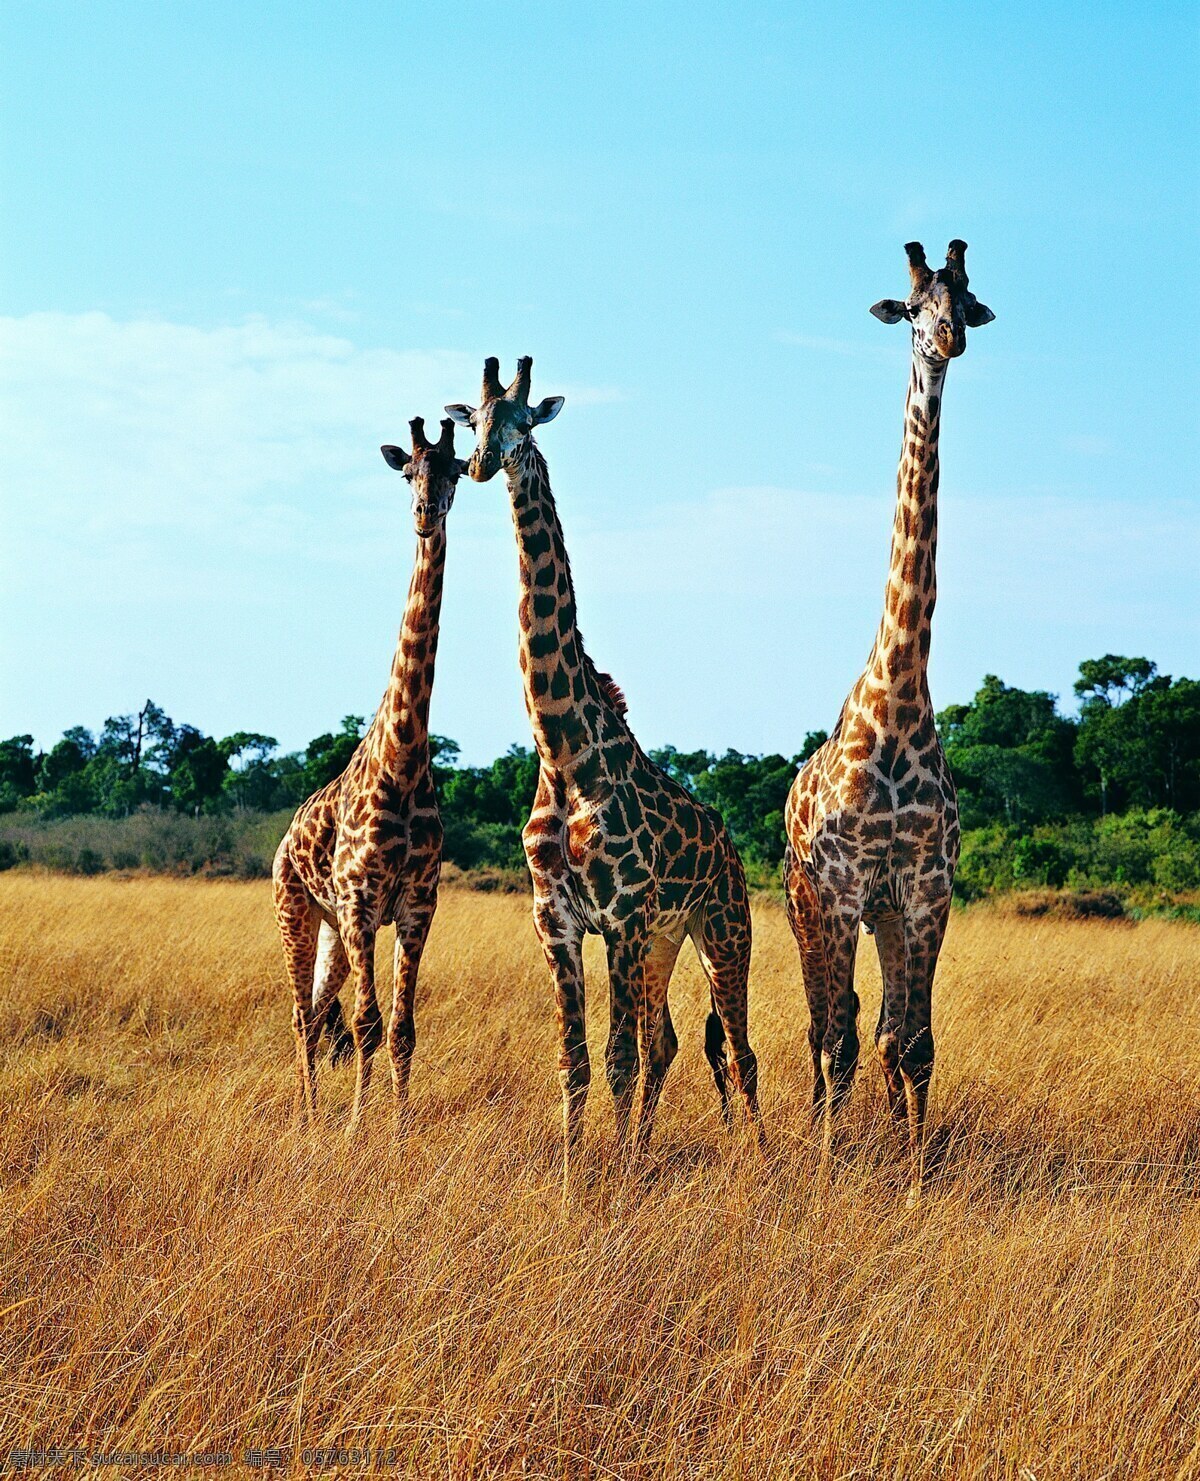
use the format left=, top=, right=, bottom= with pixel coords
left=2, top=873, right=1199, bottom=1478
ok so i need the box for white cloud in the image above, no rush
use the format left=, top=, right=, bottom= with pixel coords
left=1060, top=434, right=1113, bottom=458
left=0, top=312, right=619, bottom=753
left=0, top=312, right=476, bottom=544
left=773, top=329, right=902, bottom=364
left=1, top=311, right=1195, bottom=763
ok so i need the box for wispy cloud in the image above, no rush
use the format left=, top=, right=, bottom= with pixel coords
left=0, top=311, right=619, bottom=555
left=0, top=311, right=624, bottom=750
left=0, top=311, right=1193, bottom=761
left=773, top=329, right=902, bottom=364
left=1061, top=434, right=1113, bottom=458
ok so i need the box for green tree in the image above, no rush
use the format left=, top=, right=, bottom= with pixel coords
left=939, top=674, right=1078, bottom=825
left=168, top=732, right=231, bottom=814
left=303, top=716, right=366, bottom=794
left=219, top=733, right=282, bottom=811
left=38, top=727, right=96, bottom=791
left=799, top=730, right=828, bottom=762
left=0, top=735, right=38, bottom=810
left=1073, top=659, right=1200, bottom=814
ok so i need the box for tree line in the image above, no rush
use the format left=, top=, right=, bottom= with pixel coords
left=2, top=654, right=1198, bottom=897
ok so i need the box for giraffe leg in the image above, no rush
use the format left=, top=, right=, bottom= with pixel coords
left=692, top=848, right=763, bottom=1148
left=311, top=921, right=352, bottom=1068
left=532, top=898, right=588, bottom=1203
left=871, top=914, right=908, bottom=1122
left=819, top=915, right=862, bottom=1187
left=785, top=842, right=863, bottom=1188
left=631, top=934, right=683, bottom=1157
left=388, top=896, right=436, bottom=1117
left=898, top=898, right=951, bottom=1207
left=339, top=902, right=382, bottom=1137
left=273, top=852, right=322, bottom=1126
left=604, top=922, right=650, bottom=1161
left=785, top=844, right=831, bottom=1125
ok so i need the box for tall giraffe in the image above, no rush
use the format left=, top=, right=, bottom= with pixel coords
left=784, top=241, right=994, bottom=1202
left=447, top=358, right=763, bottom=1193
left=273, top=417, right=467, bottom=1132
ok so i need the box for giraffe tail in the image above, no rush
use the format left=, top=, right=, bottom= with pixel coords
left=703, top=991, right=732, bottom=1123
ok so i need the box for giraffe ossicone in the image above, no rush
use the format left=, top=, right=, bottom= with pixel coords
left=448, top=357, right=764, bottom=1195
left=784, top=240, right=994, bottom=1204
left=272, top=417, right=467, bottom=1133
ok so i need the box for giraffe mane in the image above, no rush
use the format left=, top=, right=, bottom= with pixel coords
left=591, top=665, right=628, bottom=717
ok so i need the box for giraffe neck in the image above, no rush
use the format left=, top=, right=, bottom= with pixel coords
left=364, top=525, right=445, bottom=785
left=865, top=349, right=948, bottom=697
left=504, top=440, right=609, bottom=774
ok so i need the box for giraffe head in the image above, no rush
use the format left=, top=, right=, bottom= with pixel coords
left=445, top=356, right=564, bottom=482
left=381, top=418, right=469, bottom=537
left=870, top=240, right=994, bottom=361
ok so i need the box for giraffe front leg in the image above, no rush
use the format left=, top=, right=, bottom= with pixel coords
left=339, top=902, right=382, bottom=1137
left=785, top=845, right=830, bottom=1128
left=389, top=897, right=436, bottom=1120
left=899, top=899, right=950, bottom=1207
left=533, top=900, right=588, bottom=1205
left=871, top=914, right=908, bottom=1122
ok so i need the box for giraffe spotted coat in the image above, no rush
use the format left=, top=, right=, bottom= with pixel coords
left=273, top=419, right=467, bottom=1130
left=784, top=241, right=994, bottom=1199
left=448, top=358, right=763, bottom=1187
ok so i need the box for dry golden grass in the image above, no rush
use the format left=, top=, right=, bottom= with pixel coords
left=2, top=872, right=1199, bottom=1478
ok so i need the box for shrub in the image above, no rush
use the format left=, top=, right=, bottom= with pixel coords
left=1012, top=836, right=1072, bottom=889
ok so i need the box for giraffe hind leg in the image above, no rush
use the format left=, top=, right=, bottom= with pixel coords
left=631, top=933, right=683, bottom=1157
left=604, top=925, right=649, bottom=1159
left=273, top=853, right=322, bottom=1125
left=312, top=920, right=353, bottom=1067
left=691, top=871, right=762, bottom=1147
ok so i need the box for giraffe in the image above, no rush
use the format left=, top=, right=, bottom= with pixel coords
left=783, top=240, right=994, bottom=1203
left=272, top=417, right=467, bottom=1132
left=446, top=357, right=763, bottom=1194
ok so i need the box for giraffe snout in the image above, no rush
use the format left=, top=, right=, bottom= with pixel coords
left=936, top=321, right=964, bottom=358
left=468, top=449, right=500, bottom=482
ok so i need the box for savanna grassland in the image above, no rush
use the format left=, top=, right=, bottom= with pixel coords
left=2, top=873, right=1199, bottom=1479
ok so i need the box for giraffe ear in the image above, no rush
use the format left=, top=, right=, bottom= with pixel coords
left=380, top=444, right=410, bottom=469
left=964, top=297, right=995, bottom=328
left=455, top=459, right=471, bottom=477
left=870, top=299, right=910, bottom=324
left=444, top=404, right=475, bottom=427
left=531, top=395, right=564, bottom=426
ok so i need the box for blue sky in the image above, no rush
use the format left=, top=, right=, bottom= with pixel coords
left=2, top=0, right=1197, bottom=763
